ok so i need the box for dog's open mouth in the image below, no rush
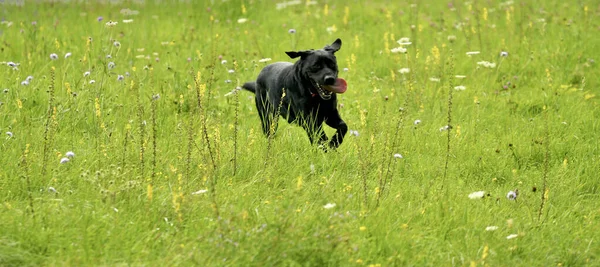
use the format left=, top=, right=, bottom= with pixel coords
left=314, top=78, right=347, bottom=100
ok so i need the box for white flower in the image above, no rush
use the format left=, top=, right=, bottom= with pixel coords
left=454, top=85, right=466, bottom=91
left=398, top=68, right=410, bottom=74
left=123, top=19, right=134, bottom=23
left=323, top=203, right=336, bottom=209
left=506, top=234, right=518, bottom=240
left=447, top=35, right=457, bottom=42
left=455, top=75, right=467, bottom=79
left=26, top=76, right=34, bottom=82
left=221, top=60, right=227, bottom=65
left=468, top=191, right=485, bottom=199
left=258, top=58, right=272, bottom=63
left=113, top=41, right=121, bottom=47
left=106, top=55, right=112, bottom=59
left=343, top=68, right=349, bottom=72
left=7, top=61, right=19, bottom=67
left=48, top=187, right=58, bottom=193
left=117, top=75, right=125, bottom=81
left=507, top=190, right=518, bottom=200
left=191, top=189, right=208, bottom=195
left=237, top=18, right=248, bottom=24
left=429, top=77, right=441, bottom=82
left=393, top=153, right=403, bottom=159
left=349, top=130, right=359, bottom=136
left=50, top=53, right=59, bottom=60
left=21, top=80, right=29, bottom=86
left=60, top=157, right=70, bottom=164
left=288, top=28, right=296, bottom=34
left=391, top=47, right=407, bottom=54
left=397, top=37, right=412, bottom=46
left=485, top=226, right=499, bottom=231
left=84, top=71, right=91, bottom=77
left=152, top=94, right=160, bottom=101
left=500, top=51, right=508, bottom=57
left=6, top=131, right=13, bottom=137
left=105, top=21, right=118, bottom=27
left=108, top=62, right=115, bottom=69
left=414, top=119, right=421, bottom=125
left=3, top=89, right=8, bottom=93
left=477, top=61, right=496, bottom=68
left=65, top=151, right=75, bottom=158
left=113, top=207, right=119, bottom=212
left=136, top=55, right=145, bottom=59
left=89, top=80, right=96, bottom=84
left=466, top=51, right=481, bottom=56
left=65, top=52, right=72, bottom=58
left=228, top=69, right=235, bottom=74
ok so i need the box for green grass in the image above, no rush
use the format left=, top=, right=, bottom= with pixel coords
left=1, top=0, right=599, bottom=266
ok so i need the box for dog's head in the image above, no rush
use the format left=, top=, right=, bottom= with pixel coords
left=286, top=38, right=347, bottom=100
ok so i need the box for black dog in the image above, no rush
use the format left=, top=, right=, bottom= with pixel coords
left=243, top=39, right=348, bottom=149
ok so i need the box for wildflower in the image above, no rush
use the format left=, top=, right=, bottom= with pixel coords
left=447, top=35, right=457, bottom=42
left=48, top=187, right=58, bottom=193
left=485, top=226, right=499, bottom=231
left=237, top=18, right=248, bottom=23
left=65, top=52, right=72, bottom=58
left=468, top=191, right=485, bottom=199
left=123, top=19, right=134, bottom=23
left=152, top=94, right=160, bottom=101
left=105, top=21, right=118, bottom=27
left=113, top=41, right=121, bottom=47
left=326, top=25, right=337, bottom=34
left=135, top=55, right=145, bottom=59
left=506, top=234, right=518, bottom=240
left=221, top=60, right=227, bottom=65
left=60, top=157, right=70, bottom=164
left=97, top=16, right=103, bottom=22
left=391, top=47, right=407, bottom=54
left=117, top=75, right=124, bottom=81
left=466, top=51, right=481, bottom=56
left=429, top=77, right=441, bottom=82
left=84, top=71, right=91, bottom=77
left=323, top=203, right=336, bottom=209
left=113, top=207, right=119, bottom=212
left=125, top=72, right=130, bottom=77
left=507, top=190, right=518, bottom=200
left=65, top=151, right=75, bottom=158
left=288, top=28, right=296, bottom=34
left=398, top=68, right=410, bottom=74
left=228, top=69, right=235, bottom=74
left=258, top=58, right=272, bottom=63
left=455, top=75, right=467, bottom=79
left=191, top=189, right=208, bottom=195
left=397, top=37, right=411, bottom=46
left=343, top=68, right=349, bottom=72
left=224, top=79, right=232, bottom=83
left=26, top=76, right=33, bottom=82
left=393, top=153, right=403, bottom=159
left=50, top=53, right=59, bottom=60
left=7, top=62, right=19, bottom=67
left=6, top=131, right=13, bottom=138
left=106, top=55, right=112, bottom=59
left=349, top=130, right=359, bottom=136
left=477, top=61, right=496, bottom=68
left=500, top=51, right=509, bottom=57
left=21, top=80, right=29, bottom=86
left=108, top=62, right=115, bottom=69
left=224, top=87, right=242, bottom=97
left=414, top=119, right=421, bottom=125
left=454, top=85, right=466, bottom=91
left=3, top=89, right=8, bottom=93
left=89, top=80, right=96, bottom=84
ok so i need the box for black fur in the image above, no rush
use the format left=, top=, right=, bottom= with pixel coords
left=242, top=38, right=348, bottom=149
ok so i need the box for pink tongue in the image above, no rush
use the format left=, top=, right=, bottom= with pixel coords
left=324, top=78, right=347, bottom=94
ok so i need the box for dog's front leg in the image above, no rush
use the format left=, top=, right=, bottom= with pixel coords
left=325, top=112, right=348, bottom=148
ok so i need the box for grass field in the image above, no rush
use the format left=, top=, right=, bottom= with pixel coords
left=1, top=0, right=599, bottom=266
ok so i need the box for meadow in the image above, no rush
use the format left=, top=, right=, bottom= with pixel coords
left=1, top=0, right=599, bottom=266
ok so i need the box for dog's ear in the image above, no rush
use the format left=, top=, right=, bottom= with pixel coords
left=324, top=38, right=342, bottom=53
left=286, top=50, right=313, bottom=59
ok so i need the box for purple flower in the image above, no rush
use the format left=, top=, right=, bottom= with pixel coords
left=97, top=16, right=103, bottom=22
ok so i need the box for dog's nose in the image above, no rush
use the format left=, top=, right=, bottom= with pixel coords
left=324, top=76, right=336, bottom=85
